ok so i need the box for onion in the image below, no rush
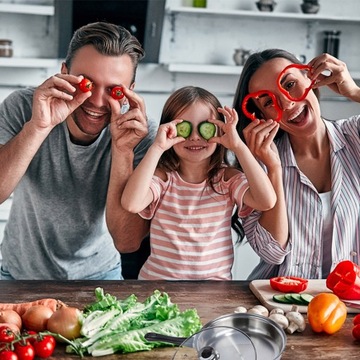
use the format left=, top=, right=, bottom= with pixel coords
left=47, top=306, right=82, bottom=340
left=22, top=305, right=54, bottom=332
left=0, top=310, right=22, bottom=330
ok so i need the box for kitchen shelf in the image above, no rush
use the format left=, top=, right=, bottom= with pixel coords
left=166, top=6, right=360, bottom=23
left=167, top=63, right=243, bottom=75
left=0, top=3, right=54, bottom=16
left=0, top=57, right=59, bottom=68
left=166, top=63, right=360, bottom=80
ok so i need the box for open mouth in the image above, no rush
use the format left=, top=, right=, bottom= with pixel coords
left=185, top=146, right=207, bottom=151
left=287, top=106, right=307, bottom=124
left=82, top=107, right=107, bottom=121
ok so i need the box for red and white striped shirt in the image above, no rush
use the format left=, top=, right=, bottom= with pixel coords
left=138, top=169, right=252, bottom=280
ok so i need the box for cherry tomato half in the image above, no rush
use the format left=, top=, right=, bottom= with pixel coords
left=111, top=86, right=125, bottom=100
left=0, top=326, right=16, bottom=343
left=79, top=78, right=93, bottom=93
left=14, top=343, right=35, bottom=360
left=270, top=276, right=308, bottom=293
left=0, top=350, right=18, bottom=360
left=33, top=335, right=56, bottom=358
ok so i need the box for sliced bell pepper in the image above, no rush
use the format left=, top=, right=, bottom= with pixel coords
left=270, top=276, right=308, bottom=293
left=307, top=293, right=347, bottom=334
left=326, top=260, right=360, bottom=300
left=276, top=63, right=315, bottom=102
left=241, top=90, right=282, bottom=123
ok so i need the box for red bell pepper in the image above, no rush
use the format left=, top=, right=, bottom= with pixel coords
left=270, top=276, right=308, bottom=293
left=241, top=90, right=282, bottom=122
left=326, top=260, right=360, bottom=300
left=276, top=63, right=315, bottom=102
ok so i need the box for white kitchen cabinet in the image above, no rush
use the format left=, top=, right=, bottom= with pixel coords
left=161, top=0, right=360, bottom=79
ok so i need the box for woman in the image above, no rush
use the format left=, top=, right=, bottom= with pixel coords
left=233, top=49, right=360, bottom=279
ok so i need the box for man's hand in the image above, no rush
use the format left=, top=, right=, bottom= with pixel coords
left=31, top=74, right=91, bottom=133
left=109, top=86, right=148, bottom=151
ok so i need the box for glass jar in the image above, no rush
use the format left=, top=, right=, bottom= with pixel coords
left=0, top=39, right=13, bottom=57
left=323, top=31, right=341, bottom=58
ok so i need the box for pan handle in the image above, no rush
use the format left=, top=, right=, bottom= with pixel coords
left=144, top=332, right=187, bottom=346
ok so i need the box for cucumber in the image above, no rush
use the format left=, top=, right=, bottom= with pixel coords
left=273, top=294, right=291, bottom=304
left=176, top=121, right=192, bottom=138
left=300, top=293, right=314, bottom=305
left=273, top=293, right=313, bottom=305
left=198, top=121, right=216, bottom=140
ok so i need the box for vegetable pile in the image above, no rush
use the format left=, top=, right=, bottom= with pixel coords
left=66, top=288, right=202, bottom=356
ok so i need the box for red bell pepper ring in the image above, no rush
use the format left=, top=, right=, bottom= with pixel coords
left=276, top=63, right=316, bottom=102
left=270, top=276, right=308, bottom=293
left=241, top=90, right=282, bottom=123
left=326, top=260, right=360, bottom=300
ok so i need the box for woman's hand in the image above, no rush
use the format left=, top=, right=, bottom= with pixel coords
left=243, top=119, right=280, bottom=171
left=308, top=53, right=360, bottom=102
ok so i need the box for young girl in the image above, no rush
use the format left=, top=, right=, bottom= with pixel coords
left=121, top=86, right=278, bottom=280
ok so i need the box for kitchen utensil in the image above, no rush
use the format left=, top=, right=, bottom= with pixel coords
left=203, top=313, right=286, bottom=360
left=145, top=326, right=257, bottom=359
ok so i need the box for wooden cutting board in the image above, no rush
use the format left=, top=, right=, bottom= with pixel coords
left=249, top=279, right=360, bottom=313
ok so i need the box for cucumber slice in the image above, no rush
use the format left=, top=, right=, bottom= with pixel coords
left=289, top=293, right=307, bottom=305
left=273, top=294, right=291, bottom=304
left=176, top=121, right=192, bottom=138
left=300, top=293, right=314, bottom=305
left=198, top=121, right=216, bottom=140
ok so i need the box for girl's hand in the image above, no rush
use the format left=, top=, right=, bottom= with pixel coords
left=308, top=53, right=360, bottom=101
left=31, top=74, right=91, bottom=132
left=153, top=119, right=185, bottom=151
left=243, top=119, right=281, bottom=170
left=209, top=106, right=242, bottom=151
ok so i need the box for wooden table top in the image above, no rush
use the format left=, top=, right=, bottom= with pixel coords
left=1, top=280, right=359, bottom=359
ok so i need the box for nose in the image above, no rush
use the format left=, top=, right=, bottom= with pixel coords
left=188, top=126, right=201, bottom=140
left=88, top=86, right=108, bottom=108
left=278, top=94, right=296, bottom=111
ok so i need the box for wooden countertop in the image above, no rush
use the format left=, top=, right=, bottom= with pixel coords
left=1, top=280, right=359, bottom=359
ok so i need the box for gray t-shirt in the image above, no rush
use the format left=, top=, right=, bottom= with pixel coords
left=0, top=87, right=157, bottom=279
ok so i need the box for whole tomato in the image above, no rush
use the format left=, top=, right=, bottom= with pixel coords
left=111, top=86, right=124, bottom=100
left=0, top=326, right=15, bottom=343
left=0, top=350, right=18, bottom=360
left=79, top=78, right=93, bottom=92
left=352, top=323, right=360, bottom=340
left=14, top=342, right=35, bottom=360
left=33, top=335, right=56, bottom=358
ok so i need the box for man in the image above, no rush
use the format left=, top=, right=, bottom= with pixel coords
left=0, top=22, right=156, bottom=279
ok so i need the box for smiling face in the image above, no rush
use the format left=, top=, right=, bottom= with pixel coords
left=173, top=100, right=218, bottom=165
left=63, top=45, right=134, bottom=143
left=249, top=57, right=322, bottom=138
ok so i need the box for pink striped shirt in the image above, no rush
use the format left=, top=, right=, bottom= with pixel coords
left=138, top=169, right=252, bottom=280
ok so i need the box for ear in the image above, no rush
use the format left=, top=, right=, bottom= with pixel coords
left=61, top=62, right=68, bottom=74
left=130, top=82, right=135, bottom=90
